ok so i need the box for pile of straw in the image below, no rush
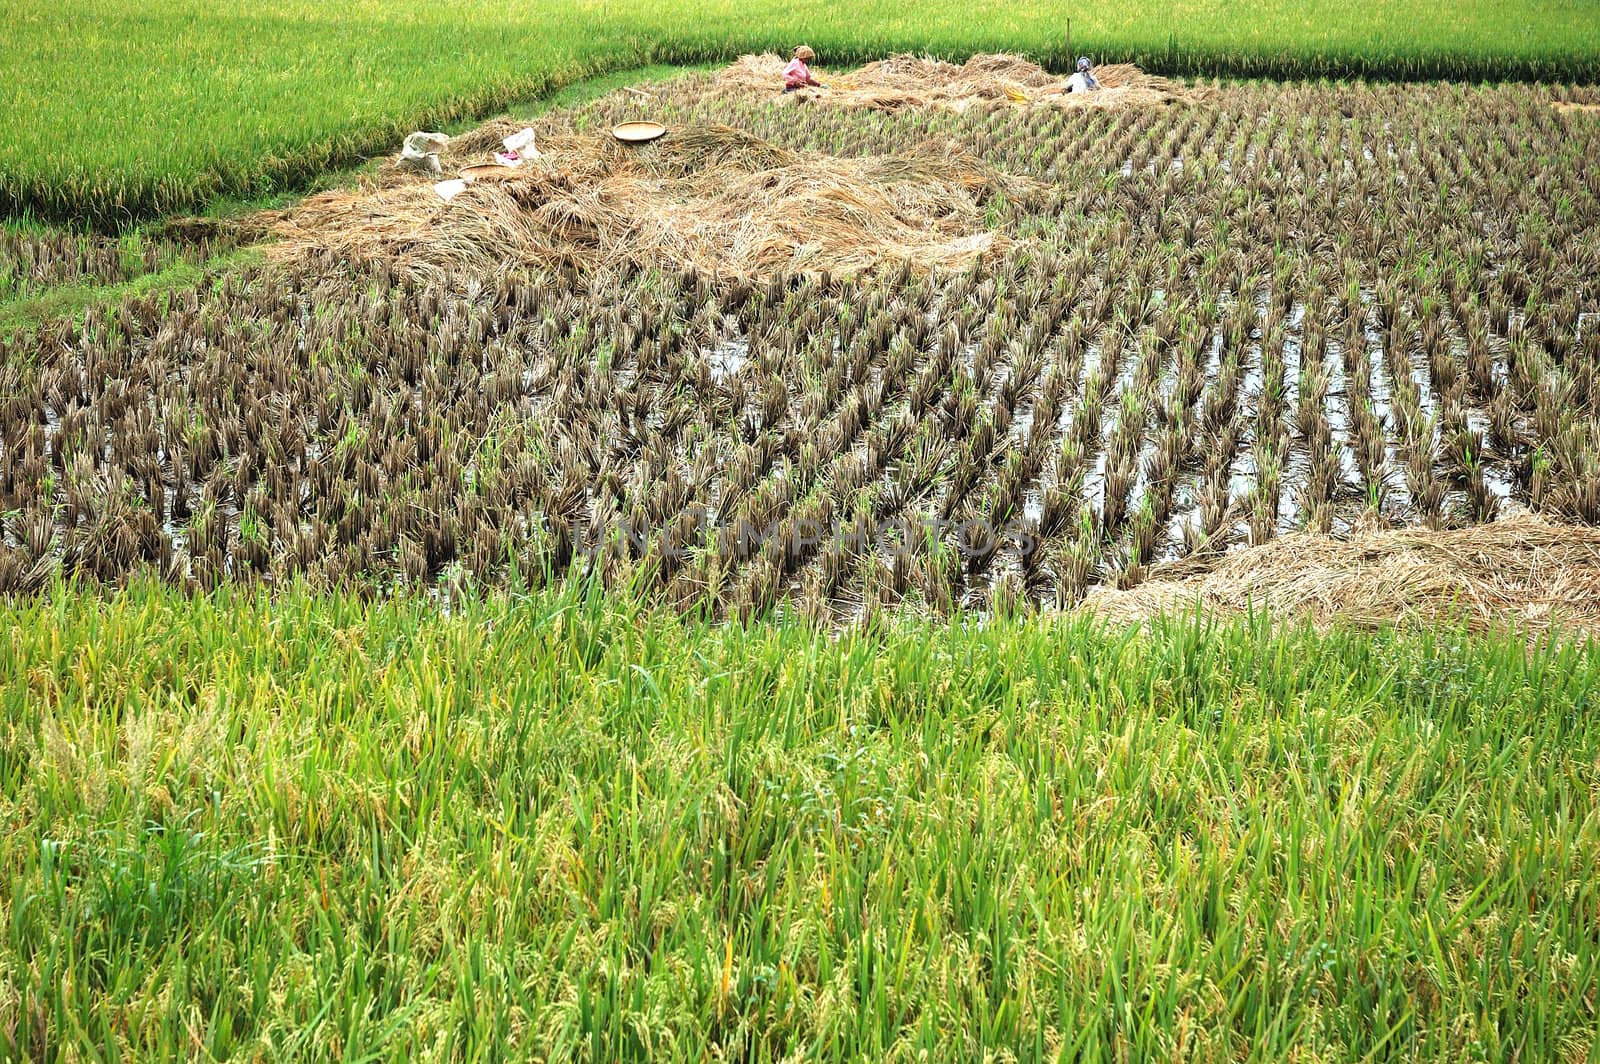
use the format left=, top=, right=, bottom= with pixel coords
left=1083, top=515, right=1600, bottom=637
left=716, top=53, right=1195, bottom=113
left=272, top=125, right=1038, bottom=280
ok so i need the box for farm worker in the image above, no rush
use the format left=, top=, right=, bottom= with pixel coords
left=784, top=46, right=827, bottom=92
left=1065, top=57, right=1100, bottom=93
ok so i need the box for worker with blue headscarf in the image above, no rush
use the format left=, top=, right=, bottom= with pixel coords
left=1065, top=57, right=1100, bottom=93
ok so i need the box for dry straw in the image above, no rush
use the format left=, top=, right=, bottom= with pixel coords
left=272, top=125, right=1040, bottom=280
left=716, top=53, right=1199, bottom=112
left=1084, top=514, right=1600, bottom=637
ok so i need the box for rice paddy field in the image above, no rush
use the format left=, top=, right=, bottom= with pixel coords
left=4, top=0, right=1600, bottom=223
left=2, top=585, right=1598, bottom=1059
left=3, top=73, right=1597, bottom=618
left=4, top=16, right=1600, bottom=1062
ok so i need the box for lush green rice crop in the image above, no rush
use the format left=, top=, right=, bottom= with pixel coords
left=3, top=0, right=1600, bottom=224
left=1, top=581, right=1597, bottom=1059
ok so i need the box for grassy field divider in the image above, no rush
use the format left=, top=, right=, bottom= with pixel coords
left=0, top=245, right=264, bottom=340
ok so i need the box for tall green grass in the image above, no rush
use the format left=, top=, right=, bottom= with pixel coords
left=3, top=0, right=1599, bottom=225
left=2, top=582, right=1597, bottom=1059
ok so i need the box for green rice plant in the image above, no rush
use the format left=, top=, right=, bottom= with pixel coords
left=3, top=581, right=1599, bottom=1059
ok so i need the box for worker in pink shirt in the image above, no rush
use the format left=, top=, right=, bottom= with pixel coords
left=783, top=45, right=827, bottom=92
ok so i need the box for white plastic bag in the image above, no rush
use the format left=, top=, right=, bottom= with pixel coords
left=433, top=178, right=469, bottom=202
left=501, top=127, right=540, bottom=158
left=399, top=131, right=450, bottom=174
